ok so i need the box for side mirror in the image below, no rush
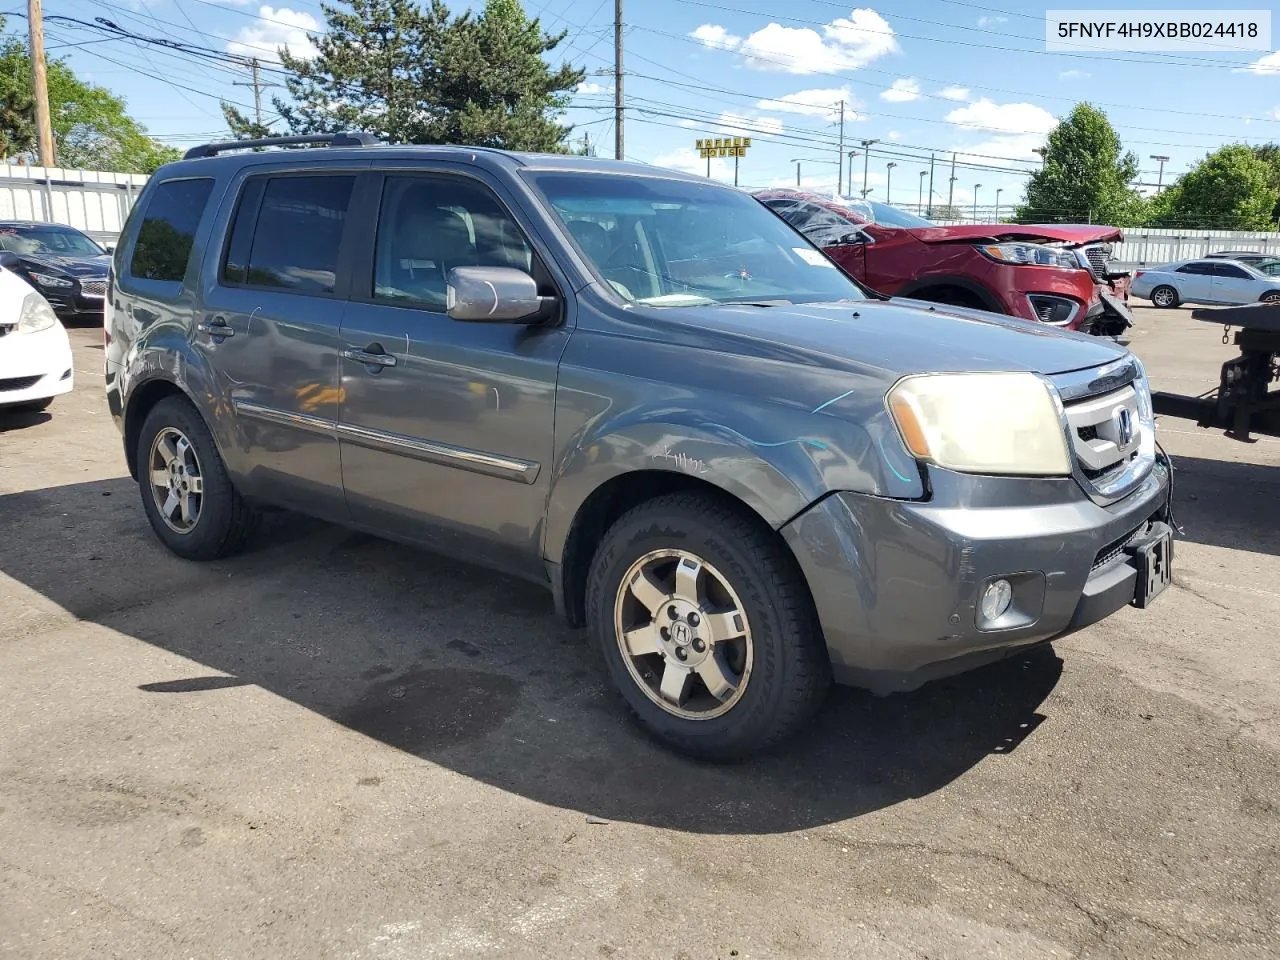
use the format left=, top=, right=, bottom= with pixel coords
left=103, top=242, right=116, bottom=254
left=837, top=232, right=867, bottom=245
left=446, top=266, right=554, bottom=323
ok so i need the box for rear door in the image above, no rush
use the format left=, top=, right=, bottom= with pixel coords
left=196, top=166, right=364, bottom=519
left=335, top=169, right=571, bottom=577
left=1173, top=261, right=1215, bottom=302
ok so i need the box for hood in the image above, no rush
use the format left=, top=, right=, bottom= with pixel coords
left=17, top=252, right=110, bottom=278
left=906, top=223, right=1123, bottom=246
left=639, top=297, right=1127, bottom=382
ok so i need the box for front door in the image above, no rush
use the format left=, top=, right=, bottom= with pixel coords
left=197, top=168, right=362, bottom=519
left=336, top=171, right=570, bottom=577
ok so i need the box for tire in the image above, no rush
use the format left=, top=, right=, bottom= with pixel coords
left=585, top=492, right=831, bottom=760
left=136, top=396, right=259, bottom=560
left=1151, top=285, right=1179, bottom=309
left=1260, top=291, right=1280, bottom=304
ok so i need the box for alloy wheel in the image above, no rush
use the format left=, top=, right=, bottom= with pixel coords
left=148, top=426, right=204, bottom=534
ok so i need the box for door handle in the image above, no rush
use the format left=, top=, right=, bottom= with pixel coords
left=196, top=319, right=235, bottom=339
left=342, top=346, right=397, bottom=368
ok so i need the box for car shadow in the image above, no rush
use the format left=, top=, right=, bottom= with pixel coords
left=0, top=408, right=52, bottom=431
left=0, top=477, right=1063, bottom=835
left=1167, top=452, right=1280, bottom=557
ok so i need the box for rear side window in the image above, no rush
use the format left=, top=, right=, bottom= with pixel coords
left=222, top=174, right=355, bottom=295
left=129, top=178, right=214, bottom=282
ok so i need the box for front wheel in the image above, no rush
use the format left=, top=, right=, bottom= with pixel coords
left=136, top=396, right=259, bottom=560
left=586, top=492, right=831, bottom=760
left=1260, top=291, right=1280, bottom=304
left=1151, top=285, right=1179, bottom=308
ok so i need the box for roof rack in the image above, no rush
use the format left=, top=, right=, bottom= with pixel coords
left=182, top=132, right=381, bottom=160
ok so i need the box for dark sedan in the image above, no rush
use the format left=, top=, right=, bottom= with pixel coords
left=0, top=221, right=111, bottom=321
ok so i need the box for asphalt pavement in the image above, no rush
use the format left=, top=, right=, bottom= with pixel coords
left=1, top=306, right=1277, bottom=959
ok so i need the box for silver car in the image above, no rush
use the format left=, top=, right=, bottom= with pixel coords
left=1132, top=258, right=1280, bottom=308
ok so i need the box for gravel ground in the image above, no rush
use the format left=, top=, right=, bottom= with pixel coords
left=1, top=305, right=1277, bottom=960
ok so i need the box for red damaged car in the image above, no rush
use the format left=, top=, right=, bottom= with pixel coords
left=755, top=190, right=1133, bottom=341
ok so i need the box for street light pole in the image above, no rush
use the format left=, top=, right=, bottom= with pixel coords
left=860, top=139, right=877, bottom=196
left=1150, top=154, right=1170, bottom=194
left=995, top=187, right=1003, bottom=222
left=885, top=162, right=896, bottom=205
left=846, top=151, right=859, bottom=194
left=973, top=184, right=982, bottom=222
left=791, top=158, right=802, bottom=187
left=918, top=170, right=927, bottom=214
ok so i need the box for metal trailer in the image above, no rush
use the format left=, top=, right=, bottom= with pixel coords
left=1151, top=303, right=1280, bottom=441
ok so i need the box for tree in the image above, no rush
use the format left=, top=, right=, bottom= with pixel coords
left=220, top=103, right=272, bottom=141
left=1149, top=145, right=1280, bottom=231
left=0, top=25, right=179, bottom=172
left=1250, top=143, right=1280, bottom=224
left=258, top=0, right=583, bottom=151
left=1015, top=103, right=1144, bottom=226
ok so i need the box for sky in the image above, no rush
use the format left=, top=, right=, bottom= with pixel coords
left=27, top=0, right=1280, bottom=214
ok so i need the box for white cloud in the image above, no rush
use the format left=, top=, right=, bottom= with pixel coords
left=937, top=85, right=970, bottom=101
left=677, top=118, right=699, bottom=128
left=756, top=87, right=856, bottom=118
left=690, top=24, right=742, bottom=50
left=714, top=112, right=785, bottom=136
left=947, top=134, right=1048, bottom=168
left=1058, top=69, right=1091, bottom=80
left=226, top=6, right=318, bottom=62
left=650, top=147, right=730, bottom=179
left=887, top=130, right=901, bottom=141
left=575, top=81, right=609, bottom=95
left=977, top=15, right=1008, bottom=28
left=1271, top=107, right=1280, bottom=120
left=1239, top=51, right=1280, bottom=75
left=945, top=98, right=1056, bottom=136
left=880, top=78, right=920, bottom=102
left=694, top=9, right=898, bottom=75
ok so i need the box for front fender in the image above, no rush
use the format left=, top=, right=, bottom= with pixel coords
left=542, top=392, right=924, bottom=564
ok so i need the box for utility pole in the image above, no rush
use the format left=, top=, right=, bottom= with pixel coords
left=860, top=139, right=876, bottom=196
left=232, top=57, right=280, bottom=128
left=885, top=162, right=896, bottom=205
left=837, top=101, right=845, bottom=195
left=614, top=0, right=624, bottom=160
left=927, top=153, right=935, bottom=218
left=1150, top=155, right=1169, bottom=194
left=28, top=0, right=55, bottom=167
left=918, top=170, right=926, bottom=214
left=947, top=153, right=957, bottom=212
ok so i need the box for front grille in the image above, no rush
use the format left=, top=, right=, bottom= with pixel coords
left=80, top=279, right=106, bottom=297
left=0, top=375, right=42, bottom=392
left=1076, top=243, right=1112, bottom=280
left=0, top=324, right=13, bottom=338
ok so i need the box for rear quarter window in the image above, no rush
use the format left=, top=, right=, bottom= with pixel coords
left=128, top=177, right=215, bottom=284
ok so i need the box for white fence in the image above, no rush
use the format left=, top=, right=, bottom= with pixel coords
left=0, top=164, right=147, bottom=245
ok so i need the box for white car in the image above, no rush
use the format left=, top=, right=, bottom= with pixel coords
left=0, top=263, right=74, bottom=412
left=1131, top=258, right=1280, bottom=309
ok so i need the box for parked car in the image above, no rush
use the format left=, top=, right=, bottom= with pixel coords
left=1131, top=258, right=1280, bottom=308
left=105, top=134, right=1174, bottom=759
left=1204, top=250, right=1275, bottom=266
left=752, top=190, right=1134, bottom=340
left=0, top=255, right=74, bottom=412
left=0, top=221, right=111, bottom=321
left=1249, top=258, right=1280, bottom=277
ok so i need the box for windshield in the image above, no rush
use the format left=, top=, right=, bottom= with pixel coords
left=0, top=225, right=103, bottom=257
left=830, top=197, right=932, bottom=228
left=527, top=173, right=866, bottom=306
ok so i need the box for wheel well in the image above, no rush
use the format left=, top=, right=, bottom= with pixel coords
left=557, top=471, right=779, bottom=629
left=123, top=379, right=188, bottom=480
left=907, top=284, right=995, bottom=312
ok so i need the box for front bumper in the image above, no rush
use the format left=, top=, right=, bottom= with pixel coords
left=0, top=321, right=74, bottom=406
left=29, top=279, right=105, bottom=318
left=781, top=460, right=1171, bottom=694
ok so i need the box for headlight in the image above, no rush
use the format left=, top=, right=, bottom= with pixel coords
left=17, top=292, right=58, bottom=334
left=887, top=372, right=1071, bottom=475
left=28, top=271, right=74, bottom=289
left=975, top=243, right=1078, bottom=269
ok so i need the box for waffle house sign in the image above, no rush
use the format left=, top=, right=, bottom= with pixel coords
left=697, top=137, right=751, bottom=159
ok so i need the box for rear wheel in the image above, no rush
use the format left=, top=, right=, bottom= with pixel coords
left=586, top=492, right=831, bottom=760
left=1260, top=291, right=1280, bottom=304
left=1151, top=285, right=1179, bottom=308
left=136, top=396, right=259, bottom=560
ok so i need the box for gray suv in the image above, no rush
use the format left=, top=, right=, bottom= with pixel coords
left=104, top=134, right=1173, bottom=759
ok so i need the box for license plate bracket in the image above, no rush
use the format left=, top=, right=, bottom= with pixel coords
left=1128, top=526, right=1173, bottom=608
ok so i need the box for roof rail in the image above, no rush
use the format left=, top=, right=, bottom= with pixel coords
left=182, top=132, right=381, bottom=160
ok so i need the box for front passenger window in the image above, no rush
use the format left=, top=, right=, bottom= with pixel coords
left=373, top=176, right=534, bottom=310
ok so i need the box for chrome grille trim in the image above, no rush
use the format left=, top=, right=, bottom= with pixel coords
left=80, top=279, right=107, bottom=297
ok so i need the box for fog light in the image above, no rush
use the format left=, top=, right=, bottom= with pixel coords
left=981, top=579, right=1013, bottom=621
